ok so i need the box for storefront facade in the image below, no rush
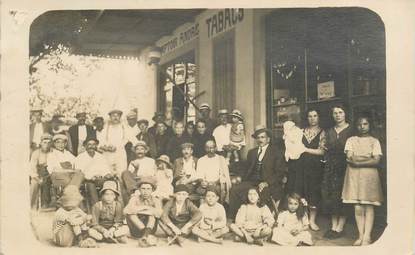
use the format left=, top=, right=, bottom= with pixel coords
left=154, top=8, right=386, bottom=153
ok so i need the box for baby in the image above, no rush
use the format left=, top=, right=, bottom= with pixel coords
left=283, top=121, right=305, bottom=161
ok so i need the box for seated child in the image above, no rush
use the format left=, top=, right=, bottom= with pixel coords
left=230, top=188, right=275, bottom=246
left=153, top=155, right=174, bottom=202
left=271, top=193, right=313, bottom=246
left=192, top=187, right=229, bottom=244
left=88, top=181, right=129, bottom=244
left=159, top=184, right=202, bottom=247
left=121, top=141, right=156, bottom=197
left=52, top=185, right=95, bottom=247
left=283, top=121, right=306, bottom=161
left=225, top=109, right=246, bottom=163
left=123, top=176, right=162, bottom=247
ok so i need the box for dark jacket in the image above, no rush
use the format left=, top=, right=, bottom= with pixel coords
left=244, top=143, right=287, bottom=201
left=136, top=132, right=157, bottom=158
left=68, top=124, right=96, bottom=156
left=166, top=134, right=191, bottom=162
left=161, top=198, right=202, bottom=227
left=192, top=133, right=215, bottom=158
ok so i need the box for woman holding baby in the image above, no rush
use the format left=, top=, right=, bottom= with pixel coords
left=285, top=108, right=326, bottom=231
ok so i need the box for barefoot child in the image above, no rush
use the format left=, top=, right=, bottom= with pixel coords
left=342, top=116, right=383, bottom=246
left=272, top=193, right=313, bottom=246
left=159, top=184, right=202, bottom=247
left=153, top=155, right=174, bottom=202
left=192, top=187, right=229, bottom=244
left=52, top=185, right=94, bottom=247
left=88, top=181, right=129, bottom=244
left=230, top=188, right=274, bottom=246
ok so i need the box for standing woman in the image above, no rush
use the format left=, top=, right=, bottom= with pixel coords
left=342, top=116, right=383, bottom=245
left=321, top=105, right=353, bottom=239
left=286, top=109, right=326, bottom=231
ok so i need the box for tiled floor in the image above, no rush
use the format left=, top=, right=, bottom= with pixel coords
left=30, top=209, right=386, bottom=248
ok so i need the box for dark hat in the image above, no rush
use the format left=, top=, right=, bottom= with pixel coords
left=229, top=109, right=244, bottom=121
left=137, top=119, right=149, bottom=126
left=100, top=181, right=120, bottom=196
left=156, top=155, right=172, bottom=168
left=93, top=116, right=104, bottom=122
left=251, top=124, right=272, bottom=138
left=152, top=112, right=166, bottom=122
left=51, top=114, right=64, bottom=123
left=76, top=112, right=87, bottom=118
left=174, top=184, right=189, bottom=194
left=82, top=136, right=99, bottom=146
left=137, top=176, right=157, bottom=190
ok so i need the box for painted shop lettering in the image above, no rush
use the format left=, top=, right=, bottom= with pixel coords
left=206, top=9, right=244, bottom=38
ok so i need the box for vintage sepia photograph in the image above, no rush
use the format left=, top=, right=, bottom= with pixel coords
left=26, top=8, right=389, bottom=248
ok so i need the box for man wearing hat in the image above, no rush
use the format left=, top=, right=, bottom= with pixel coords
left=228, top=125, right=287, bottom=219
left=75, top=136, right=115, bottom=207
left=121, top=141, right=157, bottom=203
left=99, top=109, right=130, bottom=176
left=29, top=106, right=48, bottom=151
left=124, top=109, right=142, bottom=163
left=47, top=114, right=73, bottom=152
left=68, top=112, right=96, bottom=156
left=148, top=112, right=174, bottom=137
left=173, top=142, right=198, bottom=188
left=123, top=176, right=162, bottom=246
left=198, top=103, right=217, bottom=135
left=92, top=117, right=105, bottom=143
left=47, top=134, right=85, bottom=193
left=136, top=119, right=157, bottom=158
left=166, top=121, right=192, bottom=162
left=212, top=109, right=232, bottom=156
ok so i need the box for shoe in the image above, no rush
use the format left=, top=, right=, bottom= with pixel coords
left=253, top=239, right=264, bottom=246
left=116, top=236, right=128, bottom=244
left=323, top=230, right=335, bottom=238
left=329, top=230, right=344, bottom=239
left=234, top=235, right=242, bottom=242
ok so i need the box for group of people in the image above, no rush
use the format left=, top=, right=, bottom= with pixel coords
left=29, top=102, right=384, bottom=247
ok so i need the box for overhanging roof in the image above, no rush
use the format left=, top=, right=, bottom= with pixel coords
left=30, top=9, right=205, bottom=57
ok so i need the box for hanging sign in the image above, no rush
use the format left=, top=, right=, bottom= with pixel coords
left=317, top=81, right=335, bottom=100
left=206, top=9, right=244, bottom=38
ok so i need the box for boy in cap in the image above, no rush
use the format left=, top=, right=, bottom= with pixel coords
left=52, top=185, right=94, bottom=247
left=123, top=176, right=162, bottom=247
left=121, top=141, right=156, bottom=202
left=212, top=109, right=232, bottom=156
left=192, top=187, right=229, bottom=244
left=159, top=184, right=202, bottom=246
left=68, top=112, right=96, bottom=156
left=88, top=181, right=128, bottom=244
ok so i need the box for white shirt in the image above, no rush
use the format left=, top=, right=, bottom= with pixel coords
left=183, top=157, right=197, bottom=176
left=77, top=125, right=87, bottom=154
left=32, top=122, right=44, bottom=145
left=128, top=157, right=156, bottom=177
left=102, top=123, right=128, bottom=148
left=125, top=124, right=140, bottom=144
left=95, top=129, right=105, bottom=144
left=257, top=143, right=269, bottom=161
left=75, top=151, right=111, bottom=180
left=212, top=124, right=232, bottom=151
left=199, top=203, right=227, bottom=230
left=47, top=149, right=76, bottom=173
left=196, top=154, right=221, bottom=182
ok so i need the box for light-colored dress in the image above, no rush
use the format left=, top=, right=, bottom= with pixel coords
left=272, top=210, right=313, bottom=246
left=235, top=204, right=275, bottom=232
left=153, top=169, right=174, bottom=200
left=342, top=136, right=383, bottom=205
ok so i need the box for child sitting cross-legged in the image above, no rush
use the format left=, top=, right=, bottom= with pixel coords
left=271, top=193, right=313, bottom=246
left=159, top=184, right=202, bottom=247
left=192, top=187, right=229, bottom=244
left=88, top=181, right=129, bottom=244
left=52, top=185, right=96, bottom=248
left=229, top=187, right=275, bottom=246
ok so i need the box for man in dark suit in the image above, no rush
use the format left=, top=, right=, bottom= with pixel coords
left=228, top=125, right=287, bottom=219
left=68, top=112, right=96, bottom=156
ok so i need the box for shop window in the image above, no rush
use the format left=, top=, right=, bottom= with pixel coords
left=158, top=51, right=197, bottom=125
left=213, top=31, right=235, bottom=113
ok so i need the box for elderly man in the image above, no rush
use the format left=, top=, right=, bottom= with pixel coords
left=47, top=134, right=85, bottom=193
left=29, top=106, right=48, bottom=151
left=68, top=112, right=96, bottom=156
left=196, top=140, right=231, bottom=204
left=123, top=176, right=162, bottom=246
left=75, top=137, right=115, bottom=207
left=228, top=125, right=287, bottom=219
left=212, top=109, right=232, bottom=156
left=198, top=103, right=217, bottom=135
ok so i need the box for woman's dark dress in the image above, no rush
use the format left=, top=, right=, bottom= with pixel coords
left=321, top=125, right=353, bottom=215
left=286, top=129, right=325, bottom=208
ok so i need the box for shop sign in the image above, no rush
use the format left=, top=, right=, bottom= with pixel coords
left=206, top=9, right=244, bottom=38
left=317, top=81, right=335, bottom=99
left=160, top=23, right=200, bottom=56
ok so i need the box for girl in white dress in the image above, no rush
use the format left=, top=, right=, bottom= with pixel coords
left=153, top=155, right=174, bottom=202
left=272, top=193, right=313, bottom=246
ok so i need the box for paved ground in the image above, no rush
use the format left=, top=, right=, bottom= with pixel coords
left=30, top=208, right=387, bottom=248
